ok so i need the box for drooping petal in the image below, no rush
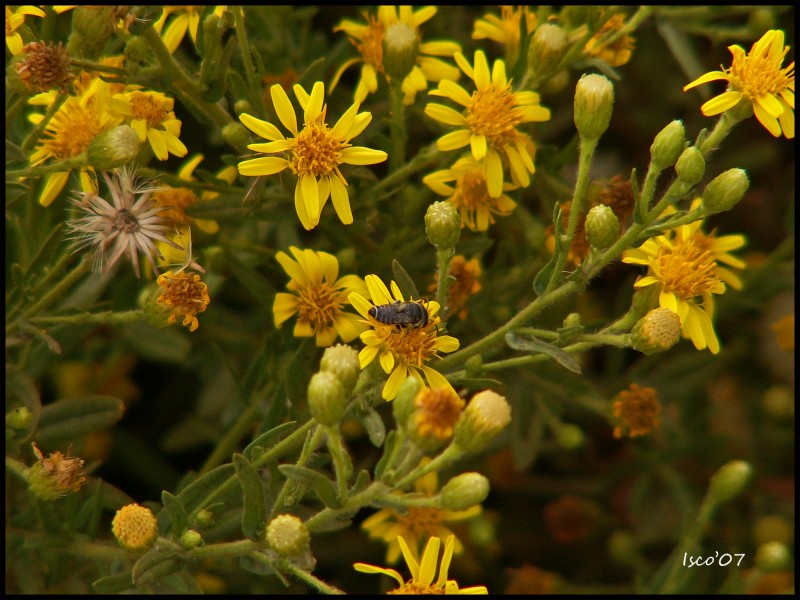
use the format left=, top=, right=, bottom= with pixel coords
left=270, top=84, right=298, bottom=136
left=330, top=176, right=353, bottom=225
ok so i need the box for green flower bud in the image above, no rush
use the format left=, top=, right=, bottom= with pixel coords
left=755, top=541, right=791, bottom=573
left=649, top=120, right=686, bottom=169
left=393, top=376, right=421, bottom=427
left=674, top=146, right=706, bottom=187
left=139, top=285, right=173, bottom=329
left=382, top=22, right=419, bottom=82
left=631, top=308, right=682, bottom=355
left=67, top=7, right=117, bottom=59
left=574, top=74, right=614, bottom=141
left=308, top=371, right=346, bottom=426
left=708, top=460, right=752, bottom=504
left=6, top=406, right=33, bottom=431
left=222, top=121, right=251, bottom=153
left=528, top=24, right=568, bottom=83
left=585, top=204, right=620, bottom=249
left=556, top=423, right=585, bottom=449
left=180, top=529, right=203, bottom=549
left=194, top=509, right=215, bottom=528
left=87, top=125, right=141, bottom=171
left=454, top=390, right=511, bottom=453
left=425, top=201, right=461, bottom=249
left=439, top=472, right=490, bottom=511
left=266, top=514, right=309, bottom=557
left=702, top=168, right=749, bottom=215
left=541, top=69, right=570, bottom=95
left=233, top=99, right=253, bottom=116
left=320, top=344, right=360, bottom=398
left=124, top=36, right=151, bottom=68
left=28, top=443, right=87, bottom=501
left=607, top=530, right=638, bottom=566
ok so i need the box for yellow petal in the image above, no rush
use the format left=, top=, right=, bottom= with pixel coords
left=383, top=364, right=408, bottom=400
left=237, top=157, right=289, bottom=177
left=437, top=130, right=471, bottom=151
left=366, top=274, right=393, bottom=306
left=330, top=175, right=353, bottom=225
left=485, top=150, right=503, bottom=198
left=424, top=103, right=466, bottom=126
left=270, top=84, right=298, bottom=136
left=239, top=113, right=285, bottom=141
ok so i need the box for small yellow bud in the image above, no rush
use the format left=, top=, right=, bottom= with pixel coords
left=425, top=201, right=461, bottom=249
left=454, top=390, right=511, bottom=453
left=702, top=168, right=749, bottom=215
left=87, top=124, right=141, bottom=170
left=708, top=460, right=752, bottom=504
left=112, top=503, right=158, bottom=551
left=194, top=509, right=215, bottom=528
left=574, top=73, right=614, bottom=141
left=631, top=308, right=682, bottom=355
left=755, top=541, right=791, bottom=573
left=307, top=371, right=347, bottom=426
left=675, top=146, right=706, bottom=187
left=650, top=120, right=686, bottom=169
left=528, top=24, right=568, bottom=83
left=382, top=22, right=419, bottom=82
left=180, top=529, right=203, bottom=548
left=320, top=344, right=360, bottom=397
left=439, top=472, right=490, bottom=511
left=584, top=204, right=620, bottom=249
left=266, top=514, right=310, bottom=557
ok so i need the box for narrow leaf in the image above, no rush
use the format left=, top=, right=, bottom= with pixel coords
left=392, top=259, right=420, bottom=300
left=161, top=491, right=189, bottom=536
left=92, top=573, right=135, bottom=594
left=233, top=453, right=267, bottom=540
left=374, top=430, right=398, bottom=479
left=36, top=395, right=125, bottom=446
left=132, top=549, right=183, bottom=586
left=279, top=464, right=342, bottom=509
left=505, top=332, right=582, bottom=374
left=175, top=463, right=236, bottom=514
left=360, top=407, right=386, bottom=447
left=243, top=421, right=296, bottom=461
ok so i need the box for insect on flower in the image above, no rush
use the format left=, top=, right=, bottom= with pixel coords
left=369, top=300, right=430, bottom=330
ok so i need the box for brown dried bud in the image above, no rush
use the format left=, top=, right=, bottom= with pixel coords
left=16, top=41, right=75, bottom=93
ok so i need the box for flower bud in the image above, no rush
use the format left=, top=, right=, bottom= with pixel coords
left=87, top=125, right=141, bottom=170
left=382, top=22, right=419, bottom=82
left=675, top=146, right=705, bottom=187
left=574, top=74, right=614, bottom=141
left=755, top=541, right=791, bottom=573
left=307, top=371, right=346, bottom=426
left=139, top=285, right=174, bottom=329
left=702, top=168, right=749, bottom=215
left=631, top=307, right=682, bottom=355
left=650, top=120, right=686, bottom=169
left=556, top=423, right=585, bottom=449
left=112, top=503, right=158, bottom=551
left=393, top=376, right=421, bottom=427
left=708, top=460, right=752, bottom=504
left=28, top=443, right=87, bottom=501
left=320, top=344, right=360, bottom=397
left=266, top=514, right=310, bottom=557
left=15, top=41, right=75, bottom=93
left=222, top=121, right=251, bottom=153
left=6, top=406, right=33, bottom=431
left=607, top=530, right=638, bottom=566
left=454, top=390, right=511, bottom=453
left=584, top=204, right=620, bottom=249
left=753, top=515, right=793, bottom=546
left=439, top=472, right=490, bottom=511
left=194, top=509, right=215, bottom=528
left=541, top=69, right=570, bottom=95
left=528, top=24, right=568, bottom=83
left=180, top=529, right=203, bottom=549
left=124, top=36, right=151, bottom=70
left=67, top=6, right=117, bottom=59
left=425, top=201, right=461, bottom=249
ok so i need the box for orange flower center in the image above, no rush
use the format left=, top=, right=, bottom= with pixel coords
left=288, top=115, right=344, bottom=177
left=130, top=91, right=169, bottom=127
left=296, top=282, right=343, bottom=330
left=155, top=187, right=199, bottom=225
left=39, top=101, right=103, bottom=160
left=466, top=83, right=524, bottom=147
left=414, top=388, right=464, bottom=440
left=157, top=271, right=210, bottom=332
left=355, top=15, right=385, bottom=71
left=654, top=239, right=720, bottom=300
left=373, top=317, right=440, bottom=367
left=728, top=44, right=795, bottom=100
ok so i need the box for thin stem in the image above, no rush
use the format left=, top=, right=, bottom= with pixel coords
left=233, top=6, right=266, bottom=117
left=14, top=257, right=91, bottom=324
left=637, top=162, right=662, bottom=222
left=324, top=426, right=351, bottom=498
left=267, top=425, right=325, bottom=522
left=188, top=538, right=264, bottom=559
left=434, top=248, right=454, bottom=317
left=277, top=559, right=346, bottom=595
left=388, top=82, right=406, bottom=172
left=27, top=310, right=145, bottom=326
left=304, top=481, right=386, bottom=532
left=697, top=110, right=744, bottom=157
left=393, top=443, right=462, bottom=490
left=6, top=153, right=89, bottom=179
left=199, top=402, right=261, bottom=475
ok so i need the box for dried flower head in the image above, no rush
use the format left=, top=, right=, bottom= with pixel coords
left=16, top=41, right=75, bottom=93
left=157, top=270, right=210, bottom=332
left=28, top=442, right=87, bottom=501
left=612, top=383, right=662, bottom=438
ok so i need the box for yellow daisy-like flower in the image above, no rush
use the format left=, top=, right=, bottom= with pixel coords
left=472, top=5, right=538, bottom=65
left=5, top=5, right=45, bottom=55
left=622, top=214, right=746, bottom=355
left=332, top=6, right=461, bottom=105
left=683, top=29, right=795, bottom=139
left=237, top=82, right=388, bottom=230
left=425, top=50, right=551, bottom=198
left=362, top=466, right=480, bottom=564
left=108, top=90, right=188, bottom=161
left=152, top=6, right=227, bottom=54
left=348, top=275, right=459, bottom=401
left=274, top=247, right=368, bottom=347
left=354, top=534, right=488, bottom=594
left=583, top=13, right=636, bottom=68
left=423, top=155, right=517, bottom=231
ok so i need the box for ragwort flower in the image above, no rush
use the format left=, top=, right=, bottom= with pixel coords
left=472, top=6, right=538, bottom=65
left=425, top=50, right=551, bottom=198
left=354, top=534, right=488, bottom=594
left=238, top=82, right=387, bottom=230
left=622, top=212, right=746, bottom=354
left=683, top=29, right=795, bottom=139
left=152, top=6, right=227, bottom=54
left=5, top=5, right=45, bottom=55
left=274, top=247, right=368, bottom=347
left=333, top=6, right=461, bottom=105
left=157, top=269, right=210, bottom=332
left=349, top=275, right=459, bottom=400
left=108, top=90, right=188, bottom=161
left=583, top=13, right=636, bottom=68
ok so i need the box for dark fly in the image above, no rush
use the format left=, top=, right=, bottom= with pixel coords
left=369, top=300, right=429, bottom=330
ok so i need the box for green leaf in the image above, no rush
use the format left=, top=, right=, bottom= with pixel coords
left=392, top=259, right=420, bottom=300
left=505, top=332, right=582, bottom=374
left=161, top=491, right=189, bottom=536
left=374, top=429, right=398, bottom=480
left=233, top=453, right=267, bottom=540
left=132, top=548, right=184, bottom=586
left=360, top=407, right=386, bottom=447
left=351, top=469, right=372, bottom=495
left=279, top=464, right=342, bottom=509
left=243, top=421, right=297, bottom=461
left=36, top=395, right=126, bottom=446
left=120, top=322, right=191, bottom=364
left=175, top=463, right=236, bottom=514
left=92, top=573, right=135, bottom=594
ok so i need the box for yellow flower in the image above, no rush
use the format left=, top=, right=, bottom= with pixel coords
left=349, top=275, right=459, bottom=400
left=354, top=534, right=488, bottom=594
left=332, top=6, right=461, bottom=105
left=472, top=6, right=537, bottom=65
left=583, top=13, right=636, bottom=67
left=273, top=247, right=368, bottom=347
left=425, top=50, right=551, bottom=198
left=622, top=212, right=746, bottom=354
left=362, top=466, right=480, bottom=564
left=684, top=29, right=795, bottom=139
left=423, top=155, right=517, bottom=231
left=152, top=6, right=227, bottom=53
left=237, top=82, right=387, bottom=230
left=612, top=383, right=661, bottom=438
left=108, top=90, right=188, bottom=161
left=112, top=503, right=158, bottom=551
left=157, top=270, right=210, bottom=332
left=5, top=5, right=45, bottom=55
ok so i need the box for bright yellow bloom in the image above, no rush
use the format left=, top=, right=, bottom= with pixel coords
left=583, top=13, right=636, bottom=67
left=424, top=155, right=517, bottom=231
left=5, top=5, right=45, bottom=55
left=237, top=82, right=387, bottom=230
left=273, top=247, right=368, bottom=347
left=354, top=534, right=488, bottom=594
left=472, top=6, right=537, bottom=65
left=152, top=6, right=227, bottom=53
left=425, top=50, right=551, bottom=198
left=622, top=212, right=746, bottom=354
left=333, top=6, right=461, bottom=105
left=362, top=467, right=480, bottom=564
left=112, top=503, right=158, bottom=551
left=349, top=275, right=459, bottom=400
left=684, top=29, right=795, bottom=139
left=108, top=90, right=188, bottom=161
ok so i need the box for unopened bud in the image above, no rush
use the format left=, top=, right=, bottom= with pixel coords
left=454, top=390, right=511, bottom=453
left=139, top=285, right=173, bottom=329
left=393, top=376, right=421, bottom=427
left=755, top=541, right=791, bottom=573
left=425, top=201, right=461, bottom=249
left=266, top=514, right=310, bottom=557
left=702, top=169, right=749, bottom=215
left=708, top=460, right=752, bottom=504
left=674, top=146, right=705, bottom=187
left=541, top=69, right=570, bottom=95
left=124, top=36, right=151, bottom=68
left=87, top=125, right=140, bottom=170
left=585, top=204, right=620, bottom=249
left=112, top=503, right=158, bottom=551
left=753, top=515, right=793, bottom=546
left=67, top=6, right=117, bottom=59
left=439, top=472, right=490, bottom=510
left=194, top=509, right=215, bottom=527
left=180, top=529, right=203, bottom=548
left=320, top=344, right=360, bottom=397
left=6, top=406, right=33, bottom=431
left=308, top=371, right=346, bottom=426
left=631, top=308, right=682, bottom=355
left=556, top=423, right=585, bottom=449
left=528, top=24, right=568, bottom=83
left=222, top=121, right=251, bottom=153
left=382, top=22, right=419, bottom=82
left=574, top=74, right=614, bottom=141
left=650, top=120, right=686, bottom=169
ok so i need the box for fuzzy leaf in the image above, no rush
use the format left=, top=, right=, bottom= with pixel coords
left=505, top=333, right=582, bottom=374
left=36, top=395, right=125, bottom=446
left=243, top=421, right=296, bottom=461
left=279, top=464, right=342, bottom=509
left=175, top=463, right=236, bottom=514
left=132, top=548, right=184, bottom=586
left=233, top=453, right=267, bottom=540
left=161, top=491, right=189, bottom=536
left=92, top=573, right=135, bottom=594
left=392, top=259, right=420, bottom=300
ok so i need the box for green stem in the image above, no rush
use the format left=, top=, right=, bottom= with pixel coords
left=267, top=425, right=324, bottom=521
left=697, top=110, right=744, bottom=157
left=324, top=426, right=351, bottom=498
left=7, top=94, right=27, bottom=125
left=69, top=59, right=128, bottom=76
left=393, top=443, right=462, bottom=490
left=304, top=480, right=387, bottom=533
left=21, top=93, right=68, bottom=154
left=434, top=247, right=454, bottom=317
left=188, top=538, right=264, bottom=559
left=6, top=153, right=89, bottom=179
left=233, top=7, right=266, bottom=117
left=368, top=142, right=442, bottom=196
left=14, top=257, right=91, bottom=324
left=388, top=83, right=406, bottom=172
left=277, top=559, right=346, bottom=594
left=27, top=310, right=145, bottom=326
left=637, top=161, right=662, bottom=222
